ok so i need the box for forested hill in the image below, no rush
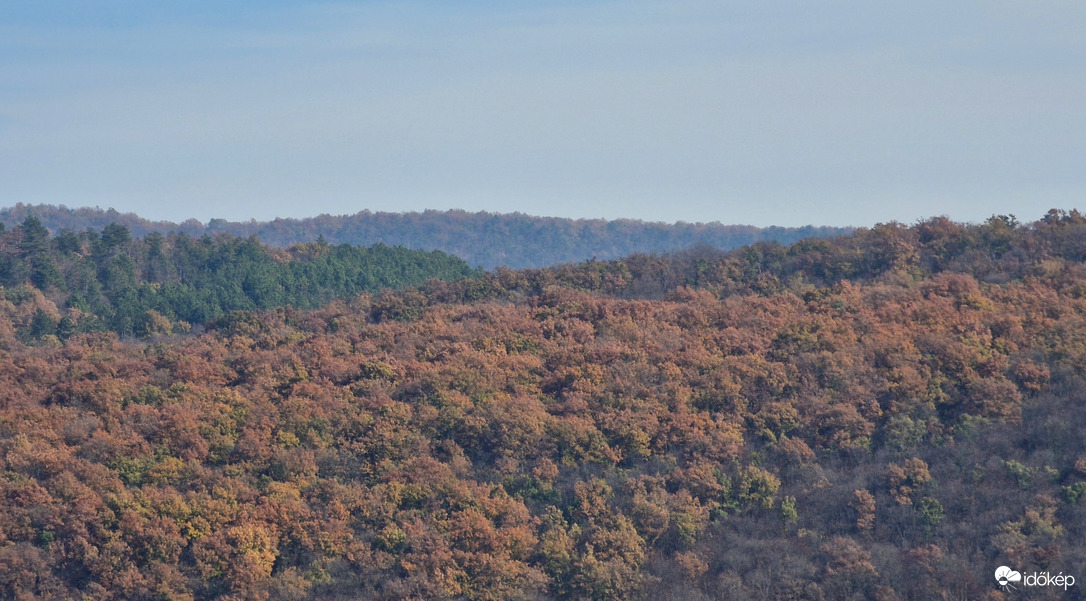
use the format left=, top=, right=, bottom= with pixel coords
left=2, top=210, right=1086, bottom=600
left=0, top=204, right=851, bottom=269
left=0, top=218, right=478, bottom=339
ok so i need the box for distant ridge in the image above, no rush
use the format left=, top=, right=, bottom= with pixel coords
left=0, top=204, right=851, bottom=269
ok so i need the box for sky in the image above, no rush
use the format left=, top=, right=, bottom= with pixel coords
left=1, top=1, right=1083, bottom=228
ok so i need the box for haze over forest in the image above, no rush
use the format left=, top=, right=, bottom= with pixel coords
left=4, top=0, right=1083, bottom=598
left=3, top=3, right=1081, bottom=225
left=0, top=204, right=850, bottom=270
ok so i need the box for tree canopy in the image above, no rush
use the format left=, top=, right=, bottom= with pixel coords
left=1, top=210, right=1085, bottom=600
left=0, top=222, right=479, bottom=340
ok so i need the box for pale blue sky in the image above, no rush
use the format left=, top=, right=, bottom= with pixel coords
left=1, top=1, right=1083, bottom=227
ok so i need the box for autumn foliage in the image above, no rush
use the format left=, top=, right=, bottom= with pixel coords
left=1, top=210, right=1086, bottom=599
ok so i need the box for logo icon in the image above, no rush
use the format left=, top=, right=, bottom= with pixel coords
left=996, top=566, right=1022, bottom=590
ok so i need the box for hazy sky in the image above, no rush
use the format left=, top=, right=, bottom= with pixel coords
left=1, top=1, right=1083, bottom=227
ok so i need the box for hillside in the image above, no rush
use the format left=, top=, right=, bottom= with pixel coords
left=0, top=210, right=1085, bottom=600
left=0, top=204, right=851, bottom=270
left=0, top=218, right=478, bottom=340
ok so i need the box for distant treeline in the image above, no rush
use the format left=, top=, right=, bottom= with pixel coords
left=0, top=204, right=851, bottom=269
left=0, top=217, right=478, bottom=339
